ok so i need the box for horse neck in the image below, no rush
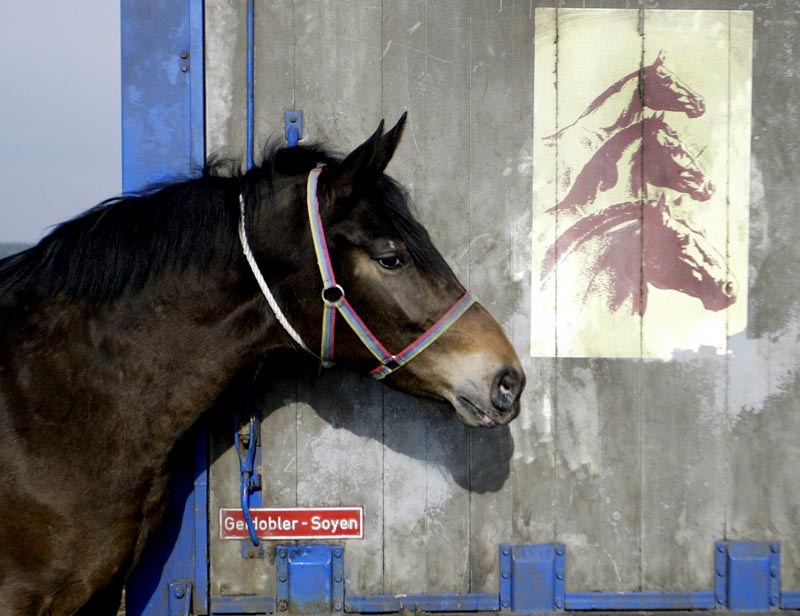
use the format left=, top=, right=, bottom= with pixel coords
left=550, top=74, right=643, bottom=194
left=553, top=123, right=645, bottom=214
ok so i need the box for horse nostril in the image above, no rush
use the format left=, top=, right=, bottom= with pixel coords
left=492, top=368, right=523, bottom=413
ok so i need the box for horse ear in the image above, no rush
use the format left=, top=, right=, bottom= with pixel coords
left=372, top=112, right=407, bottom=173
left=655, top=49, right=666, bottom=66
left=322, top=113, right=407, bottom=201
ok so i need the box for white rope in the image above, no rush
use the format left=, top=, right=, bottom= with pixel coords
left=238, top=192, right=310, bottom=352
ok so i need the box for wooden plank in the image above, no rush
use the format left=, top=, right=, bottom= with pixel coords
left=509, top=0, right=558, bottom=591
left=725, top=4, right=800, bottom=590
left=466, top=0, right=529, bottom=593
left=380, top=0, right=472, bottom=595
left=204, top=0, right=260, bottom=597
left=290, top=0, right=386, bottom=596
left=640, top=360, right=726, bottom=591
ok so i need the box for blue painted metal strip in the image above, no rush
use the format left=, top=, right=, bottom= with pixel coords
left=782, top=592, right=800, bottom=609
left=345, top=593, right=499, bottom=613
left=121, top=1, right=206, bottom=614
left=565, top=591, right=716, bottom=610
left=121, top=0, right=204, bottom=193
left=188, top=0, right=205, bottom=174
left=210, top=594, right=277, bottom=614
left=193, top=424, right=209, bottom=614
left=246, top=0, right=255, bottom=170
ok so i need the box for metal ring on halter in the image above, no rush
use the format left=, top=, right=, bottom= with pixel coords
left=321, top=284, right=345, bottom=305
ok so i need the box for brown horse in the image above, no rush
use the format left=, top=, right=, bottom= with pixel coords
left=0, top=115, right=524, bottom=615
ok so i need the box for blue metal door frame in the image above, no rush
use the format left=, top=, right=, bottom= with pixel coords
left=120, top=1, right=207, bottom=614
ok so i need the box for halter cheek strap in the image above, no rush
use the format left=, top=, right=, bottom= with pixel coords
left=306, top=166, right=475, bottom=379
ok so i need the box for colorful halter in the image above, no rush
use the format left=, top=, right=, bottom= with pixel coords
left=239, top=166, right=475, bottom=380
left=306, top=166, right=475, bottom=379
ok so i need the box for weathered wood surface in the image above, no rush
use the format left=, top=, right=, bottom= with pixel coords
left=206, top=0, right=800, bottom=597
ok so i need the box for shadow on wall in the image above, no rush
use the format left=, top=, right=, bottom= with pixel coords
left=250, top=350, right=515, bottom=495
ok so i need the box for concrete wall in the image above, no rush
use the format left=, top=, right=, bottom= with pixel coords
left=204, top=0, right=800, bottom=598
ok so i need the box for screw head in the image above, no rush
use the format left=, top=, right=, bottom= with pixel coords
left=279, top=574, right=287, bottom=583
left=556, top=546, right=565, bottom=556
left=771, top=596, right=779, bottom=606
left=502, top=571, right=510, bottom=579
left=718, top=544, right=727, bottom=553
left=278, top=599, right=288, bottom=612
left=278, top=548, right=287, bottom=558
left=180, top=50, right=189, bottom=59
left=501, top=601, right=510, bottom=608
left=335, top=602, right=343, bottom=611
left=334, top=548, right=344, bottom=558
left=555, top=600, right=564, bottom=609
left=771, top=543, right=780, bottom=553
left=502, top=547, right=511, bottom=556
left=173, top=586, right=185, bottom=599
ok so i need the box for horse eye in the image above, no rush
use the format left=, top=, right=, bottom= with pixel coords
left=377, top=254, right=407, bottom=270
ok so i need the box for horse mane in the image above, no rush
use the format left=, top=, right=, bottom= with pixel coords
left=0, top=142, right=449, bottom=302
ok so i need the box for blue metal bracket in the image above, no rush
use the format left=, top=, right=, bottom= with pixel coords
left=499, top=543, right=565, bottom=612
left=277, top=545, right=344, bottom=614
left=168, top=582, right=193, bottom=616
left=286, top=112, right=303, bottom=146
left=234, top=412, right=263, bottom=552
left=715, top=541, right=781, bottom=611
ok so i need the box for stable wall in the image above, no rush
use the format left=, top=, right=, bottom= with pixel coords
left=201, top=0, right=800, bottom=601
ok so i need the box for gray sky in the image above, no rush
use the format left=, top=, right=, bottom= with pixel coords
left=0, top=1, right=121, bottom=244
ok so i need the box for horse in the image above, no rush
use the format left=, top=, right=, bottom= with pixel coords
left=544, top=50, right=705, bottom=198
left=552, top=113, right=715, bottom=214
left=0, top=115, right=525, bottom=615
left=540, top=194, right=736, bottom=315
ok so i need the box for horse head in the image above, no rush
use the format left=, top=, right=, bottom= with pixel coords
left=246, top=115, right=524, bottom=428
left=643, top=194, right=736, bottom=311
left=641, top=113, right=715, bottom=201
left=643, top=51, right=705, bottom=118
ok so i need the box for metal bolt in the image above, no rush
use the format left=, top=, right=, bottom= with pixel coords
left=334, top=548, right=343, bottom=558
left=502, top=547, right=510, bottom=556
left=771, top=543, right=780, bottom=553
left=279, top=574, right=287, bottom=583
left=771, top=568, right=779, bottom=578
left=501, top=601, right=510, bottom=608
left=278, top=599, right=288, bottom=612
left=717, top=598, right=725, bottom=606
left=501, top=570, right=510, bottom=579
left=716, top=568, right=725, bottom=576
left=278, top=548, right=287, bottom=558
left=771, top=596, right=779, bottom=607
left=180, top=64, right=189, bottom=73
left=334, top=602, right=343, bottom=611
left=556, top=546, right=565, bottom=556
left=718, top=544, right=727, bottom=553
left=173, top=586, right=185, bottom=599
left=556, top=573, right=564, bottom=581
left=180, top=50, right=189, bottom=59
left=335, top=574, right=343, bottom=583
left=555, top=599, right=564, bottom=609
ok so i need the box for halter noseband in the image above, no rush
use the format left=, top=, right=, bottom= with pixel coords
left=239, top=165, right=475, bottom=380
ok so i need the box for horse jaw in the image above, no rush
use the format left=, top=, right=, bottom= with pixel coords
left=386, top=304, right=525, bottom=428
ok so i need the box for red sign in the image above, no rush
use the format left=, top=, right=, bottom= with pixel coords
left=219, top=507, right=364, bottom=540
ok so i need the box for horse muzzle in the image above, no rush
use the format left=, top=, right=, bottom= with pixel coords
left=451, top=363, right=525, bottom=428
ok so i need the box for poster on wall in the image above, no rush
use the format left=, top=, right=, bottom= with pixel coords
left=531, top=9, right=753, bottom=358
